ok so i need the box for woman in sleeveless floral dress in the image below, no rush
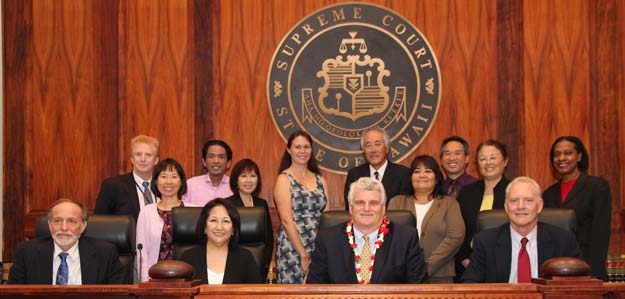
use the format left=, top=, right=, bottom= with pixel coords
left=274, top=131, right=328, bottom=284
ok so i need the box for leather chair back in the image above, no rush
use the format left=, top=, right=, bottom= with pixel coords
left=35, top=214, right=136, bottom=284
left=476, top=208, right=577, bottom=234
left=319, top=210, right=416, bottom=230
left=171, top=206, right=269, bottom=278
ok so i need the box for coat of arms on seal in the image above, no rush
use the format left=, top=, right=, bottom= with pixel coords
left=268, top=3, right=441, bottom=174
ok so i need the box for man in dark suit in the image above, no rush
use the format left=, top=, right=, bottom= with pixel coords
left=308, top=177, right=427, bottom=284
left=94, top=134, right=159, bottom=220
left=462, top=177, right=582, bottom=283
left=9, top=199, right=124, bottom=284
left=343, top=127, right=411, bottom=210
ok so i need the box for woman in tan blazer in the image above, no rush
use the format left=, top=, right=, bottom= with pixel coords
left=388, top=155, right=465, bottom=283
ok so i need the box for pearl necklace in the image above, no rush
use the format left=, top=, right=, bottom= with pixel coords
left=345, top=216, right=390, bottom=284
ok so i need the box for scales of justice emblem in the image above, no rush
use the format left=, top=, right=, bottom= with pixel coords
left=302, top=32, right=407, bottom=126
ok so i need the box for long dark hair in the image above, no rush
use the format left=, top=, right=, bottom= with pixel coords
left=278, top=130, right=320, bottom=174
left=550, top=136, right=589, bottom=172
left=410, top=155, right=445, bottom=198
left=195, top=198, right=241, bottom=248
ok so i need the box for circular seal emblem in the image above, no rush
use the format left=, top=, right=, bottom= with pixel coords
left=267, top=2, right=441, bottom=174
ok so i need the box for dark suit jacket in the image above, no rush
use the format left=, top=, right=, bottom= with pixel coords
left=178, top=243, right=263, bottom=284
left=8, top=236, right=124, bottom=284
left=456, top=176, right=510, bottom=263
left=543, top=172, right=611, bottom=280
left=461, top=222, right=582, bottom=283
left=94, top=172, right=141, bottom=220
left=225, top=194, right=275, bottom=276
left=343, top=161, right=412, bottom=210
left=306, top=221, right=427, bottom=284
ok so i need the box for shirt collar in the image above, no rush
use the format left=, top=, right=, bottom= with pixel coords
left=132, top=171, right=151, bottom=186
left=510, top=224, right=538, bottom=248
left=53, top=239, right=80, bottom=261
left=369, top=160, right=388, bottom=177
left=204, top=174, right=229, bottom=185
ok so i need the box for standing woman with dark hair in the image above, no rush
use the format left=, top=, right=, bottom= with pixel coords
left=543, top=136, right=611, bottom=280
left=179, top=198, right=262, bottom=284
left=136, top=158, right=188, bottom=282
left=455, top=140, right=510, bottom=279
left=225, top=158, right=274, bottom=277
left=274, top=130, right=328, bottom=284
left=388, top=155, right=465, bottom=283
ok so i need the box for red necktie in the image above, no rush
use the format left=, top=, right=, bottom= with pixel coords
left=518, top=237, right=531, bottom=283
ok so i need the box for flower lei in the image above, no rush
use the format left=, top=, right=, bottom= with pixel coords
left=345, top=216, right=390, bottom=284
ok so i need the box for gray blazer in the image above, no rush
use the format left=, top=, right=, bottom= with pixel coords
left=388, top=194, right=465, bottom=281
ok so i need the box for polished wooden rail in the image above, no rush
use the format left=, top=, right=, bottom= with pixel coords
left=1, top=282, right=624, bottom=299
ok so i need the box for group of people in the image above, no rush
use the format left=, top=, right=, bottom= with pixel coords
left=7, top=129, right=612, bottom=286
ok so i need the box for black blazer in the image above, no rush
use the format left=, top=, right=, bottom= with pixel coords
left=225, top=194, right=275, bottom=274
left=456, top=176, right=510, bottom=263
left=461, top=222, right=582, bottom=283
left=94, top=172, right=142, bottom=221
left=178, top=243, right=263, bottom=284
left=343, top=161, right=412, bottom=210
left=306, top=221, right=427, bottom=284
left=8, top=236, right=125, bottom=284
left=543, top=172, right=611, bottom=280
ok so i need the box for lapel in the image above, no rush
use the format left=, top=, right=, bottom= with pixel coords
left=79, top=238, right=96, bottom=284
left=536, top=223, right=554, bottom=267
left=420, top=199, right=439, bottom=233
left=197, top=244, right=209, bottom=283
left=39, top=238, right=55, bottom=284
left=563, top=173, right=587, bottom=206
left=495, top=225, right=512, bottom=282
left=229, top=194, right=245, bottom=206
left=123, top=172, right=141, bottom=213
left=343, top=231, right=358, bottom=283
left=370, top=222, right=392, bottom=283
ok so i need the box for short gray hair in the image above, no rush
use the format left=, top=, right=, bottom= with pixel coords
left=347, top=177, right=387, bottom=206
left=360, top=127, right=390, bottom=149
left=505, top=176, right=542, bottom=199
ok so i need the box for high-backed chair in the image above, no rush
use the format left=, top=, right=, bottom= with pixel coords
left=319, top=210, right=416, bottom=230
left=34, top=214, right=136, bottom=284
left=476, top=208, right=577, bottom=234
left=171, top=206, right=270, bottom=279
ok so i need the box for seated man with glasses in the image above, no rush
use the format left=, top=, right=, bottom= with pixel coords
left=8, top=199, right=124, bottom=284
left=307, top=177, right=427, bottom=284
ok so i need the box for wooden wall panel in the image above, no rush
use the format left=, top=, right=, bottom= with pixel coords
left=121, top=0, right=195, bottom=172
left=4, top=0, right=625, bottom=260
left=523, top=0, right=591, bottom=187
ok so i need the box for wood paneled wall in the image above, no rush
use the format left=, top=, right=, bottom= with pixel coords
left=3, top=0, right=624, bottom=260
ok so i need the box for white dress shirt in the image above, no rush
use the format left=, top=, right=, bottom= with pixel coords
left=508, top=225, right=538, bottom=283
left=369, top=160, right=388, bottom=180
left=52, top=241, right=82, bottom=285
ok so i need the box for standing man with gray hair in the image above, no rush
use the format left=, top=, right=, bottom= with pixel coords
left=308, top=177, right=426, bottom=284
left=462, top=177, right=581, bottom=283
left=343, top=127, right=411, bottom=210
left=94, top=134, right=160, bottom=220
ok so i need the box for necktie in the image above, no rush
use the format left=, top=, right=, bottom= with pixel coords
left=448, top=180, right=457, bottom=197
left=142, top=181, right=153, bottom=204
left=360, top=236, right=372, bottom=283
left=56, top=252, right=69, bottom=285
left=374, top=171, right=380, bottom=181
left=518, top=237, right=531, bottom=283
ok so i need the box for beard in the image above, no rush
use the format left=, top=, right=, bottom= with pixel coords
left=52, top=231, right=80, bottom=249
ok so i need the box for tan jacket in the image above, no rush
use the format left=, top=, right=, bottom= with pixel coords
left=388, top=194, right=465, bottom=280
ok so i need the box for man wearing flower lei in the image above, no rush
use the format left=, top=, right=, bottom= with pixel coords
left=307, top=177, right=427, bottom=284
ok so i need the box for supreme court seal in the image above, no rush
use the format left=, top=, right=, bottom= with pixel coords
left=267, top=2, right=441, bottom=174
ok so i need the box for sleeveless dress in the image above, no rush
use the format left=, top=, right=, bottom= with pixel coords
left=276, top=172, right=327, bottom=284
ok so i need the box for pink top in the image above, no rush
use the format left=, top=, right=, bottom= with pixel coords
left=136, top=204, right=164, bottom=282
left=183, top=174, right=233, bottom=206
